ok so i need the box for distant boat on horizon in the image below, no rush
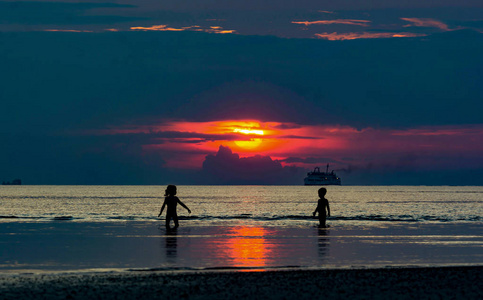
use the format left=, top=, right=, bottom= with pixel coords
left=304, top=164, right=341, bottom=186
left=2, top=179, right=22, bottom=185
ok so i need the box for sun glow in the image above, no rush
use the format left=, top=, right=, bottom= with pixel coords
left=232, top=126, right=265, bottom=150
left=233, top=128, right=264, bottom=135
left=90, top=119, right=483, bottom=172
left=97, top=119, right=358, bottom=168
left=234, top=139, right=263, bottom=149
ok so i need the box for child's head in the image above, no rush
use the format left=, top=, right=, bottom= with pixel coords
left=165, top=185, right=177, bottom=196
left=318, top=187, right=327, bottom=198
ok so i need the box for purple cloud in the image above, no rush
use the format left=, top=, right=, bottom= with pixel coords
left=201, top=146, right=305, bottom=184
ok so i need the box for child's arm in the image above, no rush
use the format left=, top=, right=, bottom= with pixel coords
left=158, top=200, right=166, bottom=217
left=178, top=199, right=191, bottom=214
left=326, top=200, right=331, bottom=217
left=313, top=202, right=319, bottom=217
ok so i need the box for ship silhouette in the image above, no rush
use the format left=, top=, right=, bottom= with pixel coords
left=304, top=164, right=341, bottom=185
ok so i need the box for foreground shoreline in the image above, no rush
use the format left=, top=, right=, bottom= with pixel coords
left=1, top=266, right=481, bottom=299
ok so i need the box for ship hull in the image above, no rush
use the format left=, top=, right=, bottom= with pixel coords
left=304, top=182, right=341, bottom=186
left=304, top=177, right=341, bottom=186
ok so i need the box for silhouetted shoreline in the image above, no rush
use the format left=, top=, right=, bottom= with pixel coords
left=1, top=179, right=21, bottom=185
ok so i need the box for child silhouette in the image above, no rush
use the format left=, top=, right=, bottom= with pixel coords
left=158, top=185, right=191, bottom=229
left=313, top=187, right=331, bottom=228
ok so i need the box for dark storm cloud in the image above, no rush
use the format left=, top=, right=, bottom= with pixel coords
left=201, top=146, right=306, bottom=185
left=1, top=30, right=482, bottom=132
left=86, top=130, right=259, bottom=143
left=280, top=157, right=340, bottom=164
left=272, top=124, right=303, bottom=130
left=278, top=135, right=321, bottom=140
left=0, top=1, right=138, bottom=25
left=334, top=161, right=483, bottom=185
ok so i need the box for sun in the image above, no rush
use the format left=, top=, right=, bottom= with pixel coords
left=233, top=127, right=264, bottom=150
left=233, top=128, right=264, bottom=135
left=234, top=139, right=263, bottom=150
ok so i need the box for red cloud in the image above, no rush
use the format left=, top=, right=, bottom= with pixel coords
left=130, top=24, right=235, bottom=34
left=315, top=32, right=427, bottom=40
left=292, top=19, right=371, bottom=27
left=85, top=120, right=483, bottom=171
left=401, top=18, right=453, bottom=31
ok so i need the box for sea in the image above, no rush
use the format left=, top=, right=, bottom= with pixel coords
left=1, top=185, right=481, bottom=224
left=0, top=185, right=482, bottom=273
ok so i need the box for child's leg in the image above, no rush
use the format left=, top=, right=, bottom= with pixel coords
left=173, top=214, right=179, bottom=228
left=165, top=215, right=172, bottom=228
left=319, top=214, right=326, bottom=227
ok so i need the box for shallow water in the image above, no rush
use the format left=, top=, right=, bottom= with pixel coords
left=1, top=186, right=481, bottom=225
left=1, top=222, right=481, bottom=273
left=0, top=186, right=482, bottom=273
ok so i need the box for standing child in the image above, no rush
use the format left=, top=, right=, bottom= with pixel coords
left=313, top=187, right=331, bottom=228
left=158, top=185, right=191, bottom=229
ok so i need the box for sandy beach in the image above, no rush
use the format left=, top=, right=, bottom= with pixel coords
left=0, top=266, right=481, bottom=299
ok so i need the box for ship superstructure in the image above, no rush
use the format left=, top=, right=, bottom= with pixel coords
left=304, top=164, right=341, bottom=186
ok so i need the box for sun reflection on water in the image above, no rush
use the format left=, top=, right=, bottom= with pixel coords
left=224, top=226, right=271, bottom=269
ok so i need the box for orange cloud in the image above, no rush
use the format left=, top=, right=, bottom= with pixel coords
left=292, top=19, right=371, bottom=27
left=130, top=25, right=184, bottom=31
left=315, top=32, right=427, bottom=40
left=401, top=18, right=453, bottom=31
left=130, top=24, right=235, bottom=34
left=157, top=120, right=286, bottom=155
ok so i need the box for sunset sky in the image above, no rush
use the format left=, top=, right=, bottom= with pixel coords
left=1, top=0, right=482, bottom=185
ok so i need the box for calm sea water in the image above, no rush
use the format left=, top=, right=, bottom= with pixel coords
left=1, top=186, right=481, bottom=225
left=1, top=186, right=482, bottom=272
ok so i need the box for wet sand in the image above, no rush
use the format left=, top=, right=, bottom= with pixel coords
left=0, top=266, right=481, bottom=299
